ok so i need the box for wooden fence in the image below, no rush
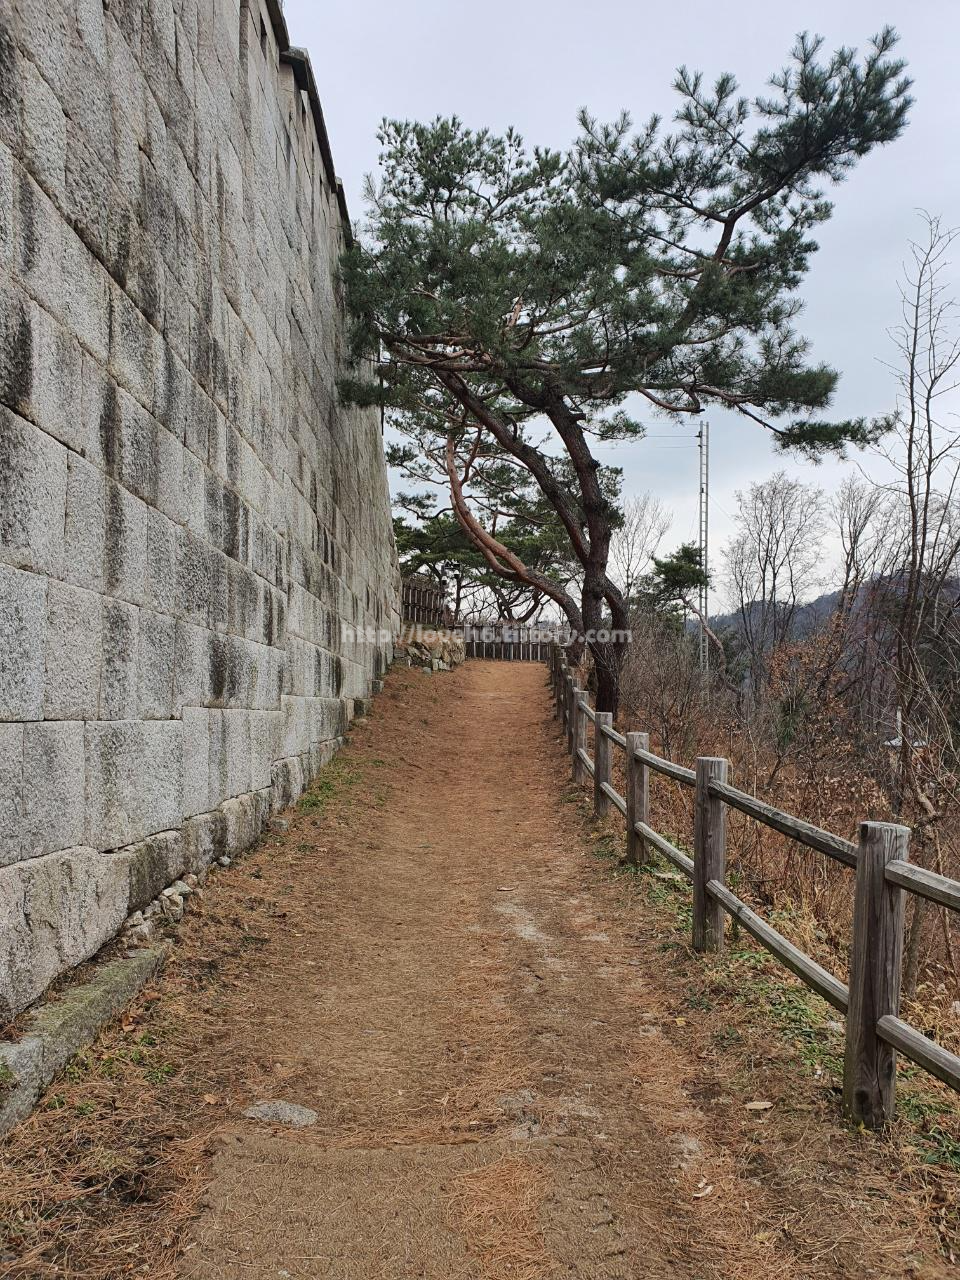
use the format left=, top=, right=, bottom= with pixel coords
left=550, top=644, right=960, bottom=1128
left=458, top=623, right=570, bottom=661
left=401, top=575, right=447, bottom=626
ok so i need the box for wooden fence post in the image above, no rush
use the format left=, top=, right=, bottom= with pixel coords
left=625, top=731, right=650, bottom=866
left=843, top=821, right=910, bottom=1129
left=565, top=675, right=575, bottom=754
left=693, top=757, right=728, bottom=952
left=571, top=689, right=587, bottom=783
left=594, top=712, right=613, bottom=817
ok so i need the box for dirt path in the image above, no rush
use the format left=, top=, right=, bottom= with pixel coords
left=1, top=661, right=955, bottom=1277
left=182, top=659, right=719, bottom=1278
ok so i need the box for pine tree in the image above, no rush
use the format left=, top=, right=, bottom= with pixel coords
left=342, top=30, right=911, bottom=712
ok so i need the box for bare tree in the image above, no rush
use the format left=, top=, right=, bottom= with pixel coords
left=609, top=494, right=672, bottom=604
left=724, top=472, right=826, bottom=696
left=867, top=215, right=960, bottom=993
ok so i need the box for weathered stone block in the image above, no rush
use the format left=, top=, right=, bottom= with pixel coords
left=0, top=140, right=12, bottom=268
left=113, top=387, right=160, bottom=505
left=15, top=170, right=109, bottom=363
left=182, top=808, right=227, bottom=875
left=0, top=406, right=67, bottom=576
left=208, top=708, right=251, bottom=806
left=63, top=453, right=106, bottom=593
left=180, top=444, right=207, bottom=537
left=0, top=20, right=24, bottom=155
left=103, top=480, right=148, bottom=605
left=250, top=709, right=282, bottom=791
left=21, top=721, right=85, bottom=858
left=23, top=300, right=84, bottom=453
left=108, top=283, right=157, bottom=408
left=44, top=581, right=101, bottom=720
left=173, top=620, right=211, bottom=711
left=145, top=506, right=179, bottom=615
left=137, top=608, right=175, bottom=718
left=0, top=846, right=132, bottom=1020
left=271, top=755, right=304, bottom=813
left=181, top=703, right=211, bottom=817
left=125, top=829, right=184, bottom=912
left=99, top=598, right=139, bottom=720
left=75, top=0, right=109, bottom=69
left=222, top=791, right=263, bottom=857
left=176, top=528, right=212, bottom=625
left=64, top=119, right=112, bottom=266
left=21, top=59, right=66, bottom=203
left=85, top=719, right=183, bottom=849
left=0, top=723, right=23, bottom=866
left=281, top=693, right=308, bottom=759
left=0, top=562, right=45, bottom=720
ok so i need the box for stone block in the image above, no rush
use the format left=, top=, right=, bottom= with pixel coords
left=281, top=693, right=308, bottom=759
left=85, top=719, right=183, bottom=849
left=0, top=406, right=67, bottom=576
left=180, top=444, right=207, bottom=537
left=208, top=708, right=251, bottom=806
left=176, top=528, right=212, bottom=625
left=0, top=724, right=23, bottom=866
left=222, top=791, right=263, bottom=857
left=108, top=283, right=158, bottom=408
left=181, top=704, right=211, bottom=817
left=156, top=423, right=184, bottom=520
left=174, top=620, right=211, bottom=711
left=113, top=387, right=160, bottom=504
left=76, top=0, right=109, bottom=68
left=21, top=300, right=84, bottom=453
left=103, top=480, right=148, bottom=605
left=185, top=379, right=215, bottom=462
left=0, top=845, right=133, bottom=1019
left=21, top=60, right=66, bottom=203
left=61, top=225, right=112, bottom=365
left=226, top=558, right=261, bottom=640
left=99, top=598, right=139, bottom=720
left=0, top=20, right=24, bottom=156
left=15, top=171, right=109, bottom=363
left=0, top=562, right=46, bottom=721
left=125, top=829, right=184, bottom=912
left=21, top=721, right=85, bottom=858
left=271, top=755, right=303, bottom=813
left=137, top=608, right=175, bottom=718
left=182, top=808, right=227, bottom=875
left=253, top=643, right=284, bottom=712
left=63, top=453, right=106, bottom=593
left=250, top=709, right=282, bottom=791
left=44, top=581, right=101, bottom=720
left=145, top=506, right=179, bottom=615
left=64, top=119, right=112, bottom=266
left=0, top=140, right=12, bottom=268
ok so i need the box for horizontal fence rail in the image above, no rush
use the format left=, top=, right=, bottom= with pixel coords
left=547, top=644, right=960, bottom=1129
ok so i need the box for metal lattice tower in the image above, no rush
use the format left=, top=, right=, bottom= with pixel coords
left=698, top=422, right=709, bottom=674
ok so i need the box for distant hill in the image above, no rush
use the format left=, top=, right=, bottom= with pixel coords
left=708, top=588, right=845, bottom=638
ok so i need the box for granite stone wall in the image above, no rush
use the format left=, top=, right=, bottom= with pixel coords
left=0, top=0, right=399, bottom=1018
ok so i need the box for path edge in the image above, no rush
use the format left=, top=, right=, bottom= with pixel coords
left=0, top=946, right=167, bottom=1137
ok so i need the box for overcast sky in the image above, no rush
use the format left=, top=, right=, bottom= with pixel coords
left=287, top=0, right=960, bottom=599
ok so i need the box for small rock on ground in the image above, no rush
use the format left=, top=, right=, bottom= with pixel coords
left=242, top=1100, right=318, bottom=1127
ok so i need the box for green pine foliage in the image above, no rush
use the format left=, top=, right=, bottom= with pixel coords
left=340, top=29, right=911, bottom=706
